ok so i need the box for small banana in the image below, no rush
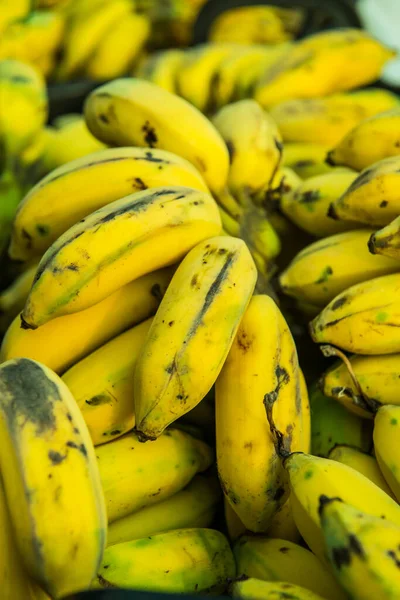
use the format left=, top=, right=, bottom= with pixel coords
left=224, top=497, right=246, bottom=542
left=369, top=215, right=400, bottom=260
left=107, top=475, right=220, bottom=546
left=319, top=497, right=400, bottom=600
left=135, top=236, right=256, bottom=439
left=0, top=358, right=107, bottom=598
left=1, top=268, right=173, bottom=374
left=374, top=405, right=400, bottom=502
left=94, top=528, right=235, bottom=593
left=135, top=49, right=185, bottom=94
left=239, top=206, right=281, bottom=278
left=231, top=578, right=326, bottom=600
left=282, top=142, right=332, bottom=179
left=0, top=262, right=38, bottom=333
left=209, top=6, right=290, bottom=45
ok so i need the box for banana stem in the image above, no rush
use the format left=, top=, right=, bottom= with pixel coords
left=263, top=393, right=290, bottom=459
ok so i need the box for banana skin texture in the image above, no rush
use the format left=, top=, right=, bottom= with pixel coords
left=231, top=577, right=326, bottom=600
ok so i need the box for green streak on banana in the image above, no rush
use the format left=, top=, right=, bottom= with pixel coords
left=94, top=528, right=236, bottom=593
left=374, top=405, right=400, bottom=502
left=0, top=358, right=107, bottom=598
left=9, top=146, right=209, bottom=262
left=84, top=78, right=230, bottom=195
left=369, top=215, right=400, bottom=260
left=282, top=142, right=332, bottom=179
left=107, top=475, right=220, bottom=546
left=231, top=577, right=326, bottom=600
left=310, top=273, right=400, bottom=354
left=239, top=206, right=281, bottom=275
left=135, top=236, right=256, bottom=440
left=135, top=49, right=185, bottom=94
left=21, top=186, right=221, bottom=329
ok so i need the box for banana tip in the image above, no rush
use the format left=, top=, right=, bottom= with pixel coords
left=327, top=203, right=339, bottom=220
left=368, top=234, right=377, bottom=254
left=135, top=427, right=157, bottom=443
left=20, top=314, right=36, bottom=330
left=318, top=494, right=343, bottom=516
left=325, top=151, right=336, bottom=166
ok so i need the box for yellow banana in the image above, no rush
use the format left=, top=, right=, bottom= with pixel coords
left=1, top=268, right=173, bottom=374
left=0, top=358, right=107, bottom=598
left=135, top=236, right=256, bottom=439
left=0, top=0, right=30, bottom=35
left=266, top=498, right=301, bottom=544
left=10, top=146, right=209, bottom=261
left=238, top=206, right=281, bottom=279
left=254, top=166, right=302, bottom=209
left=310, top=273, right=400, bottom=354
left=224, top=497, right=246, bottom=542
left=280, top=229, right=400, bottom=306
left=369, top=215, right=400, bottom=260
left=107, top=475, right=220, bottom=546
left=319, top=497, right=400, bottom=600
left=280, top=171, right=358, bottom=237
left=216, top=295, right=310, bottom=532
left=84, top=78, right=230, bottom=196
left=329, top=155, right=400, bottom=227
left=234, top=535, right=346, bottom=600
left=62, top=318, right=152, bottom=445
left=231, top=578, right=325, bottom=600
left=96, top=428, right=213, bottom=523
left=283, top=142, right=332, bottom=179
left=374, top=405, right=400, bottom=502
left=134, top=49, right=185, bottom=94
left=327, top=107, right=400, bottom=171
left=95, top=528, right=235, bottom=593
left=328, top=445, right=394, bottom=497
left=21, top=186, right=221, bottom=329
left=0, top=262, right=38, bottom=332
left=209, top=6, right=290, bottom=44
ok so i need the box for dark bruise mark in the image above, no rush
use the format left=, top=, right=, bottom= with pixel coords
left=36, top=224, right=50, bottom=237
left=142, top=121, right=158, bottom=147
left=243, top=442, right=253, bottom=451
left=191, top=274, right=199, bottom=288
left=133, top=151, right=166, bottom=164
left=99, top=114, right=109, bottom=124
left=264, top=365, right=290, bottom=406
left=279, top=547, right=290, bottom=554
left=151, top=283, right=163, bottom=302
left=66, top=440, right=88, bottom=457
left=21, top=228, right=33, bottom=249
left=380, top=200, right=388, bottom=208
left=150, top=488, right=161, bottom=497
left=168, top=321, right=175, bottom=327
left=332, top=534, right=366, bottom=570
left=108, top=429, right=122, bottom=436
left=295, top=159, right=315, bottom=168
left=97, top=574, right=117, bottom=588
left=387, top=549, right=400, bottom=568
left=85, top=395, right=109, bottom=406
left=273, top=486, right=285, bottom=502
left=237, top=329, right=253, bottom=353
left=316, top=265, right=333, bottom=284
left=48, top=450, right=66, bottom=465
left=165, top=359, right=176, bottom=375
left=132, top=177, right=147, bottom=190
left=175, top=195, right=185, bottom=200
left=66, top=263, right=79, bottom=272
left=226, top=140, right=235, bottom=163
left=66, top=413, right=72, bottom=422
left=331, top=296, right=347, bottom=311
left=299, top=190, right=320, bottom=205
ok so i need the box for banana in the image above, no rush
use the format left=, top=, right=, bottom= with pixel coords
left=328, top=445, right=394, bottom=497
left=211, top=99, right=283, bottom=204
left=280, top=171, right=358, bottom=237
left=209, top=6, right=290, bottom=45
left=329, top=155, right=400, bottom=227
left=0, top=0, right=30, bottom=35
left=0, top=358, right=107, bottom=598
left=10, top=146, right=209, bottom=261
left=84, top=78, right=230, bottom=196
left=266, top=498, right=301, bottom=544
left=231, top=578, right=326, bottom=600
left=0, top=261, right=38, bottom=332
left=96, top=428, right=213, bottom=522
left=135, top=49, right=185, bottom=94
left=374, top=405, right=400, bottom=502
left=310, top=385, right=372, bottom=458
left=107, top=475, right=220, bottom=546
left=239, top=206, right=281, bottom=278
left=94, top=528, right=235, bottom=593
left=135, top=236, right=256, bottom=439
left=369, top=215, right=400, bottom=260
left=21, top=186, right=221, bottom=329
left=280, top=229, right=400, bottom=306
left=224, top=497, right=246, bottom=542
left=309, top=273, right=400, bottom=354
left=216, top=294, right=310, bottom=532
left=1, top=268, right=173, bottom=374
left=85, top=12, right=150, bottom=80
left=254, top=166, right=302, bottom=209
left=254, top=29, right=394, bottom=108
left=283, top=142, right=332, bottom=179
left=62, top=318, right=152, bottom=445
left=327, top=107, right=400, bottom=171
left=319, top=497, right=400, bottom=600
left=234, top=536, right=346, bottom=600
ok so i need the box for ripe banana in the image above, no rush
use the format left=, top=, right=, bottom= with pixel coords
left=238, top=206, right=281, bottom=279
left=0, top=261, right=38, bottom=332
left=21, top=186, right=221, bottom=329
left=310, top=273, right=400, bottom=354
left=234, top=535, right=346, bottom=600
left=280, top=229, right=400, bottom=306
left=216, top=294, right=310, bottom=532
left=374, top=405, right=400, bottom=502
left=209, top=6, right=290, bottom=45
left=329, top=155, right=400, bottom=227
left=135, top=49, right=185, bottom=94
left=62, top=318, right=153, bottom=445
left=84, top=78, right=230, bottom=196
left=224, top=497, right=246, bottom=542
left=135, top=236, right=256, bottom=439
left=254, top=166, right=302, bottom=209
left=97, top=427, right=213, bottom=523
left=10, top=146, right=209, bottom=261
left=369, top=215, right=400, bottom=260
left=94, top=528, right=235, bottom=593
left=282, top=142, right=332, bottom=179
left=327, top=107, right=400, bottom=171
left=231, top=578, right=325, bottom=600
left=0, top=0, right=30, bottom=35
left=107, top=475, right=220, bottom=546
left=319, top=497, right=400, bottom=600
left=1, top=268, right=173, bottom=374
left=0, top=358, right=107, bottom=598
left=266, top=498, right=301, bottom=544
left=328, top=445, right=394, bottom=497
left=280, top=171, right=358, bottom=237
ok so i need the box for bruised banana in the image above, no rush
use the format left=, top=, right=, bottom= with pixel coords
left=1, top=268, right=173, bottom=374
left=135, top=49, right=185, bottom=94
left=231, top=578, right=325, bottom=600
left=369, top=215, right=400, bottom=260
left=107, top=475, right=220, bottom=546
left=21, top=186, right=221, bottom=329
left=84, top=78, right=230, bottom=195
left=254, top=166, right=302, bottom=209
left=280, top=229, right=400, bottom=306
left=96, top=428, right=213, bottom=522
left=283, top=142, right=332, bottom=179
left=329, top=155, right=400, bottom=227
left=327, top=107, right=400, bottom=171
left=234, top=535, right=346, bottom=600
left=374, top=405, right=400, bottom=502
left=94, top=528, right=235, bottom=594
left=0, top=358, right=107, bottom=598
left=319, top=497, right=400, bottom=600
left=310, top=273, right=400, bottom=354
left=135, top=236, right=256, bottom=439
left=216, top=295, right=310, bottom=532
left=9, top=146, right=209, bottom=261
left=62, top=318, right=152, bottom=446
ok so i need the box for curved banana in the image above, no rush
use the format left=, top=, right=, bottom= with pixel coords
left=135, top=236, right=256, bottom=439
left=10, top=146, right=209, bottom=261
left=107, top=475, right=220, bottom=546
left=1, top=268, right=173, bottom=374
left=94, top=528, right=235, bottom=593
left=374, top=405, right=400, bottom=502
left=84, top=78, right=230, bottom=195
left=224, top=497, right=246, bottom=542
left=369, top=215, right=400, bottom=260
left=266, top=498, right=301, bottom=544
left=254, top=166, right=302, bottom=209
left=282, top=142, right=332, bottom=179
left=135, top=49, right=185, bottom=94
left=231, top=578, right=325, bottom=600
left=239, top=206, right=281, bottom=278
left=209, top=6, right=290, bottom=45
left=0, top=358, right=107, bottom=598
